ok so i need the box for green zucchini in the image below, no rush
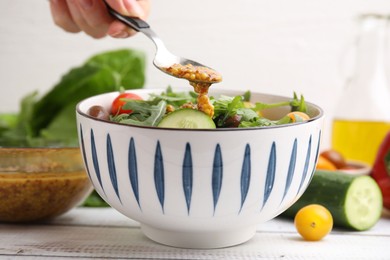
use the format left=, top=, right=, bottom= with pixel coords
left=157, top=109, right=216, bottom=129
left=282, top=170, right=383, bottom=231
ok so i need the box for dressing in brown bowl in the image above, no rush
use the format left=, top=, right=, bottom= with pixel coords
left=0, top=147, right=92, bottom=222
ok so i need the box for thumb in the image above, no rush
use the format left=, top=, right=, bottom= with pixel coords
left=104, top=0, right=145, bottom=18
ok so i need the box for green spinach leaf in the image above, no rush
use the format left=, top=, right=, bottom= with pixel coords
left=0, top=49, right=146, bottom=147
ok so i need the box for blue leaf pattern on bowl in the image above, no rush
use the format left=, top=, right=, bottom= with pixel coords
left=263, top=142, right=276, bottom=209
left=80, top=126, right=322, bottom=217
left=281, top=139, right=297, bottom=203
left=91, top=129, right=105, bottom=194
left=128, top=137, right=141, bottom=209
left=79, top=125, right=92, bottom=181
left=182, top=143, right=193, bottom=215
left=306, top=130, right=322, bottom=185
left=107, top=134, right=121, bottom=203
left=314, top=130, right=321, bottom=166
left=240, top=144, right=251, bottom=213
left=212, top=144, right=223, bottom=215
left=154, top=141, right=165, bottom=213
left=297, top=135, right=312, bottom=194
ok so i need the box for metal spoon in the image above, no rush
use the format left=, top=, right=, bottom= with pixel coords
left=105, top=4, right=222, bottom=84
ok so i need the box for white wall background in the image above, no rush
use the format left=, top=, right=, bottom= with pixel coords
left=1, top=0, right=390, bottom=148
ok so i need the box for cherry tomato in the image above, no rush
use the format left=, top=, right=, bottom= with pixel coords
left=294, top=204, right=333, bottom=241
left=287, top=111, right=310, bottom=122
left=111, top=93, right=142, bottom=115
left=316, top=155, right=337, bottom=171
left=320, top=150, right=347, bottom=169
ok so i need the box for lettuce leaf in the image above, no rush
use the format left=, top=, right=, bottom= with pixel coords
left=0, top=49, right=146, bottom=147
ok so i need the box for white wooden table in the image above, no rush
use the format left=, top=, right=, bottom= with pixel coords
left=0, top=207, right=389, bottom=259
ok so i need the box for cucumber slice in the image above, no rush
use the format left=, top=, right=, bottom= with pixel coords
left=282, top=170, right=383, bottom=231
left=345, top=175, right=383, bottom=230
left=157, top=109, right=216, bottom=129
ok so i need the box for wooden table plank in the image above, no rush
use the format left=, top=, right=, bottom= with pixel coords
left=0, top=208, right=389, bottom=259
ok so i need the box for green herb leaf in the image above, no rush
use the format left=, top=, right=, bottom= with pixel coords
left=214, top=95, right=245, bottom=127
left=239, top=118, right=276, bottom=128
left=253, top=92, right=307, bottom=114
left=111, top=100, right=167, bottom=127
left=149, top=87, right=197, bottom=109
left=236, top=108, right=258, bottom=122
left=242, top=90, right=251, bottom=102
left=276, top=115, right=293, bottom=125
left=290, top=92, right=307, bottom=112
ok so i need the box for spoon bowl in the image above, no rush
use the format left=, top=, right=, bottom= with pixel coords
left=105, top=4, right=222, bottom=84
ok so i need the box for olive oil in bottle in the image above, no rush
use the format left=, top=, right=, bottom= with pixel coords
left=331, top=14, right=390, bottom=165
left=332, top=120, right=390, bottom=165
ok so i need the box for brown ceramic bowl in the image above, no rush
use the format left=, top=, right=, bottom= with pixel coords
left=0, top=147, right=92, bottom=222
left=339, top=160, right=372, bottom=176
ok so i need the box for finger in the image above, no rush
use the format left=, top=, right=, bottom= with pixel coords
left=105, top=0, right=145, bottom=17
left=49, top=0, right=80, bottom=33
left=75, top=0, right=112, bottom=30
left=105, top=0, right=150, bottom=38
left=66, top=0, right=106, bottom=38
left=107, top=21, right=138, bottom=38
left=136, top=0, right=151, bottom=19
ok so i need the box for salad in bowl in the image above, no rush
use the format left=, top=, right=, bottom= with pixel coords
left=86, top=86, right=311, bottom=130
left=76, top=86, right=323, bottom=248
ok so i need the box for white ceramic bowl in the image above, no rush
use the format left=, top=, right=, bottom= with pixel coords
left=76, top=88, right=324, bottom=248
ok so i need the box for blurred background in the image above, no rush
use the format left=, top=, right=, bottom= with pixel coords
left=1, top=0, right=390, bottom=148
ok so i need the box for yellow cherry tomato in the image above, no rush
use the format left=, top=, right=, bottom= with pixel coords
left=294, top=204, right=333, bottom=241
left=316, top=155, right=337, bottom=171
left=287, top=111, right=310, bottom=122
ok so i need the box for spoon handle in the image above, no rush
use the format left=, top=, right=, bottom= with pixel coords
left=105, top=2, right=150, bottom=31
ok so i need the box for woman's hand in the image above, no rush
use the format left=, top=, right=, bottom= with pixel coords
left=49, top=0, right=150, bottom=39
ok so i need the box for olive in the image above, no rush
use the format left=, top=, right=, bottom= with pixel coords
left=320, top=150, right=347, bottom=169
left=223, top=115, right=242, bottom=128
left=87, top=105, right=110, bottom=121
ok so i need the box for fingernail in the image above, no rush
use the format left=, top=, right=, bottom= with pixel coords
left=123, top=0, right=145, bottom=17
left=111, top=30, right=130, bottom=38
left=79, top=0, right=93, bottom=9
